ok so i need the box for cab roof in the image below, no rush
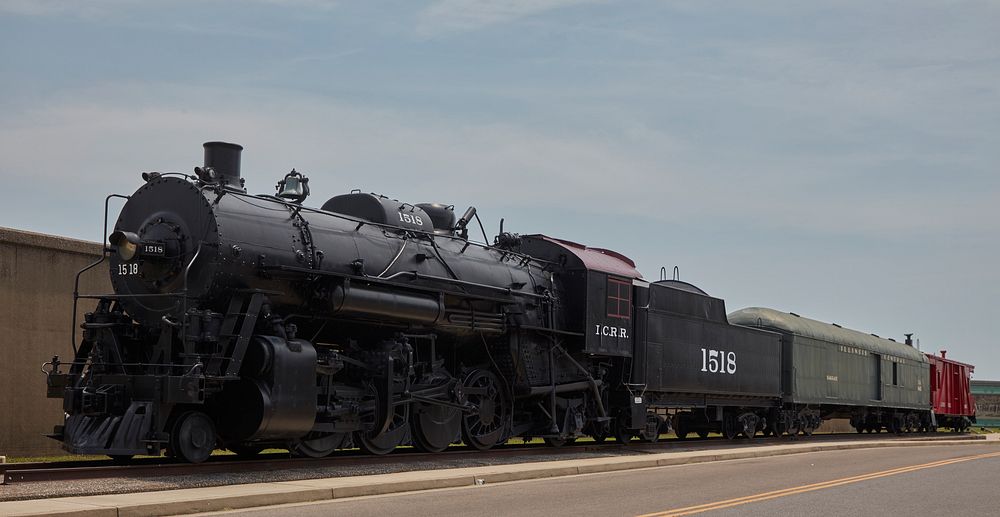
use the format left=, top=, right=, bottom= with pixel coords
left=520, top=235, right=642, bottom=279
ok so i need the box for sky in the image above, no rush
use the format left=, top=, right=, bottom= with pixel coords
left=1, top=1, right=998, bottom=376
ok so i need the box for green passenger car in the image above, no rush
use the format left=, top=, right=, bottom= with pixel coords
left=729, top=307, right=932, bottom=433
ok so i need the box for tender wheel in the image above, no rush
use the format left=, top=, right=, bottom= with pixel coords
left=738, top=413, right=759, bottom=440
left=614, top=412, right=634, bottom=444
left=696, top=430, right=709, bottom=439
left=170, top=411, right=217, bottom=464
left=460, top=370, right=510, bottom=450
left=673, top=416, right=688, bottom=440
left=640, top=414, right=662, bottom=443
left=290, top=433, right=348, bottom=458
left=411, top=402, right=461, bottom=453
left=723, top=415, right=740, bottom=440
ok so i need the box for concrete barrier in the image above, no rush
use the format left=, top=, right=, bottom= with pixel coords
left=0, top=227, right=110, bottom=457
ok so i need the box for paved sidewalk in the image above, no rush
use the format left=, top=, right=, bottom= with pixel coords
left=1, top=438, right=995, bottom=517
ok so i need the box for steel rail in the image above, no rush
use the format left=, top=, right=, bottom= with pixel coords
left=0, top=432, right=976, bottom=485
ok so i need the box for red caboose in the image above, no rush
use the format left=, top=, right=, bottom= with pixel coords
left=926, top=349, right=976, bottom=431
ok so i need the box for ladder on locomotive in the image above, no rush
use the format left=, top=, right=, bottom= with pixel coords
left=205, top=291, right=265, bottom=377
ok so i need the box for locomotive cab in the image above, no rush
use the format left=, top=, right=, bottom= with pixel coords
left=517, top=234, right=642, bottom=357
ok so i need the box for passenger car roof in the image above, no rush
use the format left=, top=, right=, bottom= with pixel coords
left=728, top=307, right=926, bottom=362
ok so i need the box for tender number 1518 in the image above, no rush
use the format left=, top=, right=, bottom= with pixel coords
left=701, top=348, right=736, bottom=375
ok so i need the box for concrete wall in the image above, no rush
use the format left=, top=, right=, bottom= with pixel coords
left=0, top=227, right=110, bottom=457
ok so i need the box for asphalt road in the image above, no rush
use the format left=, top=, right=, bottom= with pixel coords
left=194, top=444, right=1000, bottom=516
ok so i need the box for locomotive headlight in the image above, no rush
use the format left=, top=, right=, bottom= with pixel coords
left=109, top=231, right=141, bottom=261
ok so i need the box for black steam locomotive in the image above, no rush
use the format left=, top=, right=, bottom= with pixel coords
left=44, top=142, right=944, bottom=463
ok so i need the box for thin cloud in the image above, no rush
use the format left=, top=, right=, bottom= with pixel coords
left=416, top=0, right=603, bottom=37
left=1, top=82, right=995, bottom=242
left=0, top=0, right=339, bottom=17
left=0, top=0, right=140, bottom=17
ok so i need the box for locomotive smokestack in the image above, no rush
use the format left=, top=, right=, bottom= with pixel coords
left=202, top=141, right=243, bottom=187
left=905, top=333, right=913, bottom=347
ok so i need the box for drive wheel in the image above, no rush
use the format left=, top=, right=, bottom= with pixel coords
left=357, top=405, right=409, bottom=455
left=170, top=411, right=217, bottom=464
left=411, top=402, right=461, bottom=453
left=461, top=370, right=510, bottom=450
left=290, top=433, right=347, bottom=458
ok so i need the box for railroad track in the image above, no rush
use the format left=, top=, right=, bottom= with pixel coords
left=1, top=432, right=978, bottom=485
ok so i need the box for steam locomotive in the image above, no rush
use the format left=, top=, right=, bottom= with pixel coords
left=43, top=142, right=974, bottom=463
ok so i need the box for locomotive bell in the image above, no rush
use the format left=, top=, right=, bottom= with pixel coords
left=276, top=169, right=309, bottom=203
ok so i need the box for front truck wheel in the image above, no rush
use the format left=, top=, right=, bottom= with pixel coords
left=170, top=411, right=217, bottom=464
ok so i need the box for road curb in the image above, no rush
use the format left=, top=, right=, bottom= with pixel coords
left=2, top=438, right=997, bottom=516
